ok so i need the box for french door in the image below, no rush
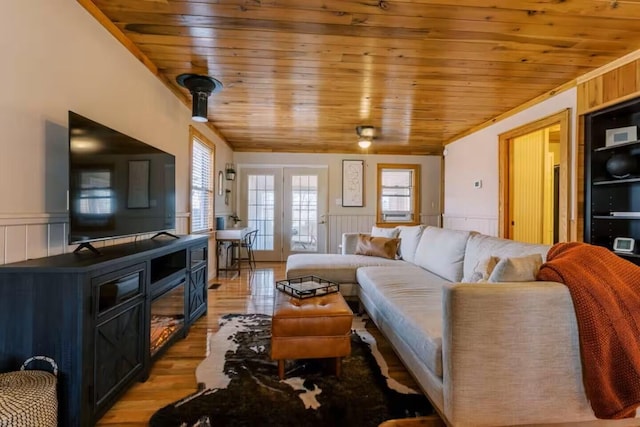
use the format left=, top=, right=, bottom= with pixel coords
left=283, top=167, right=328, bottom=259
left=239, top=167, right=328, bottom=262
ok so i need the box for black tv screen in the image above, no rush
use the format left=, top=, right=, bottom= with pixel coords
left=68, top=111, right=176, bottom=245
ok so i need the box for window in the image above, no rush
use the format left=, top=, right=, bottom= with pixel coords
left=376, top=164, right=420, bottom=226
left=77, top=170, right=114, bottom=215
left=290, top=175, right=318, bottom=252
left=190, top=134, right=214, bottom=233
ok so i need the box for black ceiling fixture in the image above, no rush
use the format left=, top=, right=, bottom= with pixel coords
left=176, top=73, right=223, bottom=123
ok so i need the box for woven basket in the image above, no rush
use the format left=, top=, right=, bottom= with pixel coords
left=0, top=356, right=58, bottom=427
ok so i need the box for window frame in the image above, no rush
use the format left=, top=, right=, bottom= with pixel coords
left=376, top=163, right=421, bottom=227
left=189, top=127, right=216, bottom=234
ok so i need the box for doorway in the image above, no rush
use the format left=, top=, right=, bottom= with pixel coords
left=239, top=166, right=328, bottom=262
left=499, top=109, right=572, bottom=243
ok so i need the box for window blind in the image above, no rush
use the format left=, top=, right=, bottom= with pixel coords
left=191, top=139, right=213, bottom=233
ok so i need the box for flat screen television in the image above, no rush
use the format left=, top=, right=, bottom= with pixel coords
left=68, top=111, right=176, bottom=248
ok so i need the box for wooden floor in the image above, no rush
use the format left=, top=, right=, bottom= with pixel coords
left=97, top=262, right=443, bottom=426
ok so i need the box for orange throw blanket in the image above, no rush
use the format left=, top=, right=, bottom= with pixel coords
left=537, top=242, right=640, bottom=419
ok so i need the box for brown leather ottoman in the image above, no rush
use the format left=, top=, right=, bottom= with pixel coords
left=271, top=291, right=353, bottom=379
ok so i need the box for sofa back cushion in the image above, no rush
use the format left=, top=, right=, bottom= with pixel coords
left=462, top=233, right=550, bottom=283
left=397, top=225, right=425, bottom=263
left=371, top=226, right=400, bottom=238
left=413, top=227, right=474, bottom=282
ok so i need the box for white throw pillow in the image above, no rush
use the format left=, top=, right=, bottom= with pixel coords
left=371, top=226, right=399, bottom=238
left=488, top=254, right=543, bottom=282
left=462, top=256, right=498, bottom=283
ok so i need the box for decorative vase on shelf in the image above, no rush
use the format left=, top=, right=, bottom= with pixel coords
left=606, top=153, right=636, bottom=179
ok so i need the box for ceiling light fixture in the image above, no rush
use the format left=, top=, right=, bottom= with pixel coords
left=176, top=73, right=223, bottom=123
left=358, top=138, right=372, bottom=149
left=356, top=125, right=375, bottom=149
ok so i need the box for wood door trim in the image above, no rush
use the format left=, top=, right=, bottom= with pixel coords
left=498, top=109, right=572, bottom=241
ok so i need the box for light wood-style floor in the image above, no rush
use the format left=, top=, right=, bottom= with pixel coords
left=97, top=262, right=443, bottom=426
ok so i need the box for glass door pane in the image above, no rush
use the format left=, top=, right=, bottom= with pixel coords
left=290, top=174, right=318, bottom=252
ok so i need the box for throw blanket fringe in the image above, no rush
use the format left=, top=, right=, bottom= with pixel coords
left=537, top=242, right=640, bottom=419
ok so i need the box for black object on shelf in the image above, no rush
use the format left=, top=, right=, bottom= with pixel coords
left=605, top=153, right=636, bottom=179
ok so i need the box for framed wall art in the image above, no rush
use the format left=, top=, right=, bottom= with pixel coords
left=342, top=159, right=364, bottom=207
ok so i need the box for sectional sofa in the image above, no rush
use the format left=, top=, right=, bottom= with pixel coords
left=285, top=226, right=640, bottom=426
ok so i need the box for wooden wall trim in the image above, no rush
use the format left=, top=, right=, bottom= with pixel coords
left=577, top=49, right=640, bottom=85
left=578, top=90, right=640, bottom=116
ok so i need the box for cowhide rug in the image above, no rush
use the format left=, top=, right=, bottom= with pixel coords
left=149, top=313, right=433, bottom=427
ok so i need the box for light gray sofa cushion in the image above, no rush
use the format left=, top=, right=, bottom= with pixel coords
left=397, top=225, right=425, bottom=263
left=413, top=227, right=474, bottom=282
left=357, top=265, right=450, bottom=377
left=286, top=253, right=404, bottom=284
left=462, top=233, right=550, bottom=283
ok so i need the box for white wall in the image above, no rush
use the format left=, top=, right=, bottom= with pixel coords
left=0, top=1, right=232, bottom=264
left=443, top=88, right=577, bottom=236
left=233, top=152, right=442, bottom=252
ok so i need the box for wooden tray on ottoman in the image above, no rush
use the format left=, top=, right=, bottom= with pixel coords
left=275, top=275, right=339, bottom=299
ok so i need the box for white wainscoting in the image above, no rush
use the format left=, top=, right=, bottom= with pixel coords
left=0, top=212, right=190, bottom=265
left=326, top=214, right=441, bottom=254
left=442, top=214, right=498, bottom=236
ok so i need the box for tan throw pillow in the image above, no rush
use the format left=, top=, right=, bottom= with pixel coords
left=488, top=254, right=543, bottom=282
left=462, top=256, right=499, bottom=283
left=355, top=234, right=401, bottom=260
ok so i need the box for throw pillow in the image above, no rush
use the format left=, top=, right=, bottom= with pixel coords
left=488, top=253, right=543, bottom=283
left=355, top=234, right=401, bottom=260
left=462, top=255, right=498, bottom=283
left=371, top=226, right=400, bottom=238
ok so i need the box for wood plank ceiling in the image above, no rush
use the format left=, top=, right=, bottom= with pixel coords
left=85, top=0, right=640, bottom=155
